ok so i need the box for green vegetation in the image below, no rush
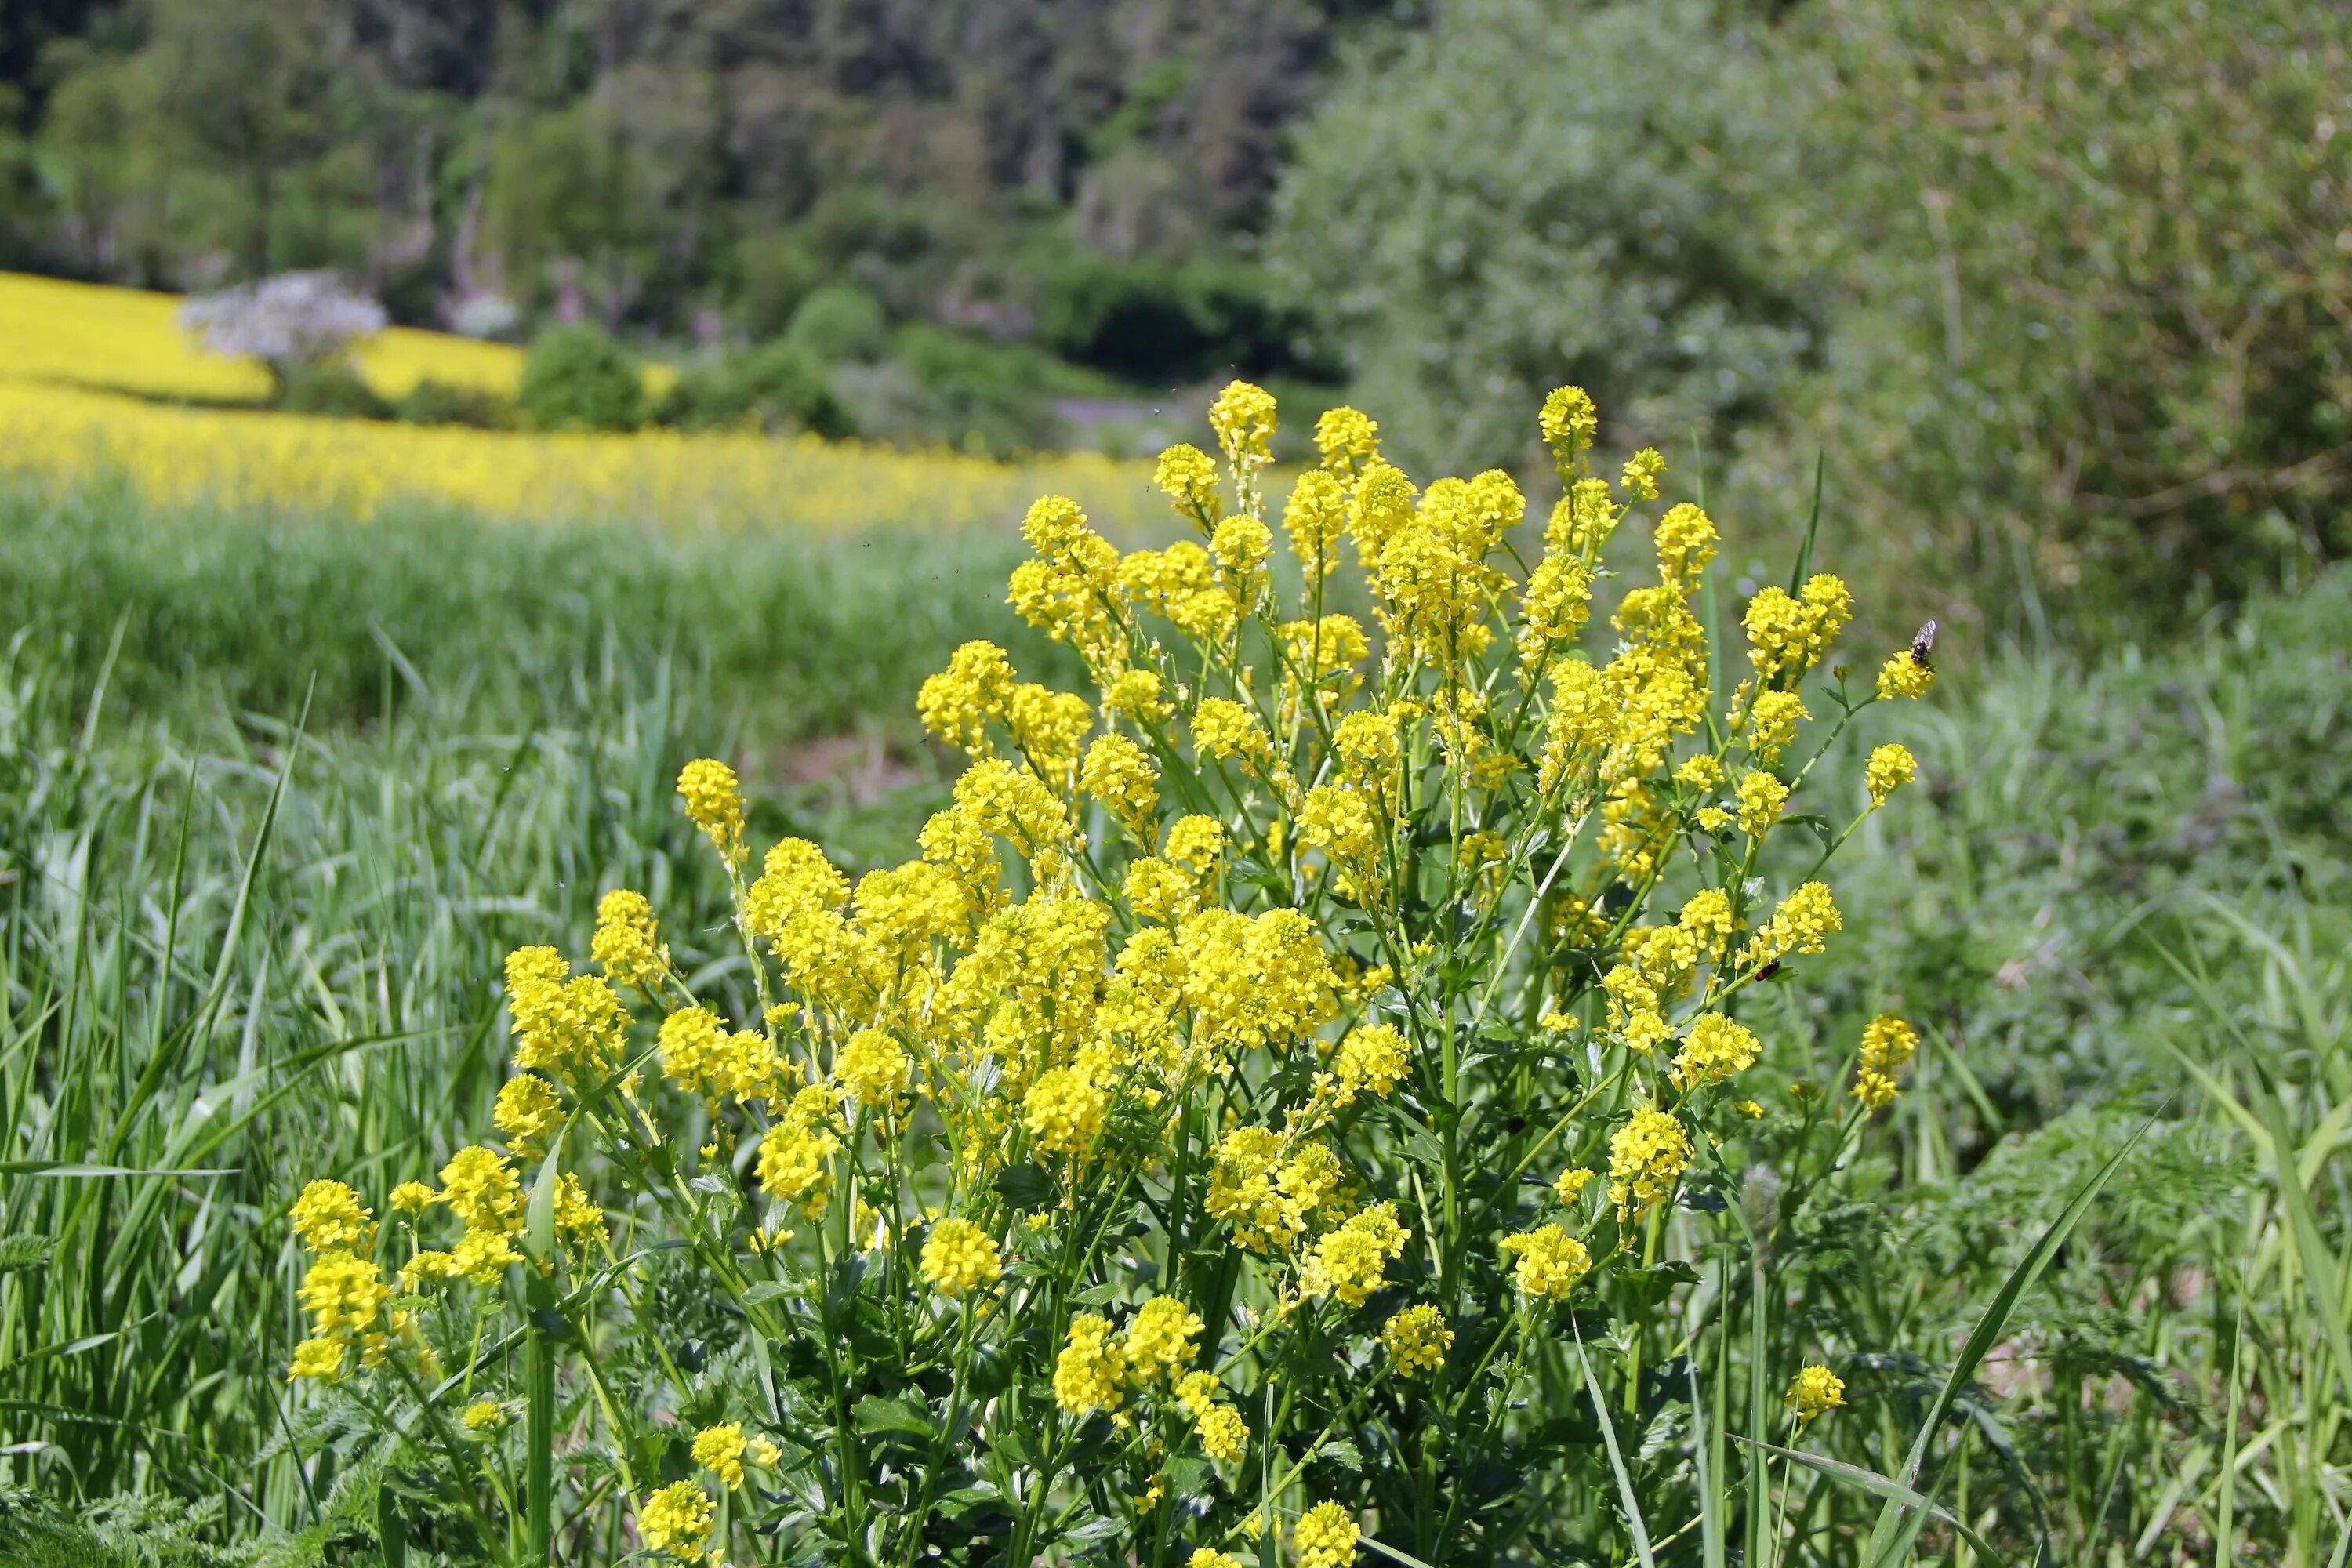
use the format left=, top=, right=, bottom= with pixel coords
left=0, top=455, right=2345, bottom=1558
left=515, top=327, right=648, bottom=435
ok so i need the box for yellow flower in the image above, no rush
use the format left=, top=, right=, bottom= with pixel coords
left=1786, top=1363, right=1846, bottom=1425
left=834, top=1028, right=910, bottom=1110
left=1852, top=1013, right=1920, bottom=1110
left=1877, top=650, right=1935, bottom=701
left=758, top=1086, right=842, bottom=1218
left=1736, top=771, right=1790, bottom=838
left=1334, top=1022, right=1410, bottom=1097
left=693, top=1421, right=747, bottom=1488
left=492, top=1073, right=564, bottom=1160
left=1198, top=1404, right=1250, bottom=1462
left=462, top=1400, right=505, bottom=1432
left=1081, top=733, right=1160, bottom=839
left=1538, top=384, right=1598, bottom=459
left=1865, top=742, right=1917, bottom=807
left=1103, top=667, right=1174, bottom=724
left=1653, top=503, right=1716, bottom=590
left=1501, top=1224, right=1592, bottom=1299
left=1191, top=1552, right=1244, bottom=1568
left=288, top=1338, right=345, bottom=1381
left=675, top=758, right=745, bottom=864
left=920, top=1218, right=1003, bottom=1298
left=1284, top=468, right=1348, bottom=577
left=1736, top=881, right=1843, bottom=971
left=918, top=640, right=1017, bottom=753
left=1124, top=1296, right=1206, bottom=1385
left=1553, top=1167, right=1595, bottom=1205
left=1381, top=1304, right=1454, bottom=1375
left=553, top=1171, right=606, bottom=1246
left=1302, top=1203, right=1410, bottom=1306
left=503, top=946, right=628, bottom=1082
left=1025, top=1067, right=1109, bottom=1160
left=437, top=1146, right=524, bottom=1236
left=1053, top=1314, right=1128, bottom=1416
left=1621, top=446, right=1666, bottom=499
left=1189, top=698, right=1272, bottom=766
left=387, top=1181, right=437, bottom=1215
left=1208, top=379, right=1277, bottom=463
left=637, top=1480, right=715, bottom=1563
left=289, top=1181, right=374, bottom=1255
left=591, top=888, right=666, bottom=990
left=1292, top=1501, right=1362, bottom=1568
left=1608, top=1109, right=1693, bottom=1221
left=1154, top=441, right=1221, bottom=522
left=1671, top=1013, right=1762, bottom=1090
left=1743, top=690, right=1807, bottom=766
left=1313, top=405, right=1379, bottom=473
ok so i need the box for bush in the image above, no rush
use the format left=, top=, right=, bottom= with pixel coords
left=659, top=341, right=854, bottom=438
left=784, top=282, right=891, bottom=365
left=517, top=322, right=649, bottom=433
left=1269, top=0, right=1813, bottom=474
left=1034, top=251, right=1301, bottom=383
left=392, top=376, right=514, bottom=429
left=276, top=361, right=390, bottom=420
left=894, top=324, right=1065, bottom=455
left=1775, top=0, right=2352, bottom=616
left=277, top=381, right=1974, bottom=1566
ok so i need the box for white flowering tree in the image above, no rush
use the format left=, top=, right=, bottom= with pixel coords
left=179, top=270, right=388, bottom=391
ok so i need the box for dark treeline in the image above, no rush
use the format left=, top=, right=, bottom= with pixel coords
left=0, top=0, right=1386, bottom=382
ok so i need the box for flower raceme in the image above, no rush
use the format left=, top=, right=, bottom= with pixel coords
left=281, top=382, right=1926, bottom=1565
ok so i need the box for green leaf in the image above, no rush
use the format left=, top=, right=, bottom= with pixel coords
left=852, top=1393, right=933, bottom=1438
left=995, top=1162, right=1054, bottom=1212
left=1733, top=1435, right=2007, bottom=1566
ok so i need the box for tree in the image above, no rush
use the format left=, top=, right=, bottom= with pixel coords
left=1269, top=0, right=1816, bottom=474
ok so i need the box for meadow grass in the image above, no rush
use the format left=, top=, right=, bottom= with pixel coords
left=0, top=469, right=2344, bottom=1562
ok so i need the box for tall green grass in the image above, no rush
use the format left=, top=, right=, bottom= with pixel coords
left=0, top=477, right=1080, bottom=745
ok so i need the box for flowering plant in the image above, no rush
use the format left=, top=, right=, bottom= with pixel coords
left=285, top=383, right=1936, bottom=1566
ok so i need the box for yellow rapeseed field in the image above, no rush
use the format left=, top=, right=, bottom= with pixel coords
left=0, top=270, right=1160, bottom=535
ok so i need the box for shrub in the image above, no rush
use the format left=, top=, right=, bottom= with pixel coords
left=392, top=376, right=514, bottom=429
left=659, top=341, right=854, bottom=438
left=281, top=382, right=1981, bottom=1564
left=276, top=361, right=390, bottom=420
left=1269, top=0, right=1812, bottom=474
left=785, top=282, right=891, bottom=365
left=517, top=322, right=649, bottom=432
left=895, top=324, right=1065, bottom=456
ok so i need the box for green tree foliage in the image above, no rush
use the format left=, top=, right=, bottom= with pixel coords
left=1271, top=0, right=1814, bottom=474
left=517, top=324, right=648, bottom=433
left=1780, top=0, right=2352, bottom=611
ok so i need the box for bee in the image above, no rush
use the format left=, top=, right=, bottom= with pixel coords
left=1909, top=619, right=1940, bottom=667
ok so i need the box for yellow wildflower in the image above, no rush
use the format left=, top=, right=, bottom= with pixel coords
left=1154, top=442, right=1221, bottom=522
left=1554, top=1167, right=1595, bottom=1205
left=1124, top=1296, right=1205, bottom=1385
left=1302, top=1203, right=1410, bottom=1306
left=1080, top=733, right=1160, bottom=839
left=693, top=1421, right=747, bottom=1488
left=1313, top=405, right=1379, bottom=474
left=1537, top=384, right=1598, bottom=459
left=1501, top=1225, right=1592, bottom=1299
left=921, top=1218, right=1003, bottom=1298
left=1025, top=1067, right=1109, bottom=1159
left=1865, top=742, right=1917, bottom=807
left=1852, top=1013, right=1920, bottom=1110
left=1608, top=1109, right=1693, bottom=1221
left=1198, top=1404, right=1250, bottom=1462
left=1672, top=1013, right=1762, bottom=1090
left=387, top=1181, right=436, bottom=1215
left=1207, top=379, right=1277, bottom=463
left=1621, top=446, right=1665, bottom=499
left=1053, top=1313, right=1128, bottom=1416
left=834, top=1028, right=910, bottom=1110
left=1381, top=1304, right=1453, bottom=1375
left=289, top=1181, right=374, bottom=1255
left=1877, top=651, right=1935, bottom=701
left=492, top=1073, right=564, bottom=1160
left=1787, top=1364, right=1846, bottom=1426
left=637, top=1480, right=715, bottom=1563
left=918, top=640, right=1016, bottom=753
left=1334, top=1022, right=1410, bottom=1097
left=675, top=758, right=745, bottom=864
left=462, top=1400, right=505, bottom=1432
left=1292, top=1501, right=1361, bottom=1568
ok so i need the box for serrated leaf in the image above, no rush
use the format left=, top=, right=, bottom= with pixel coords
left=1317, top=1439, right=1363, bottom=1472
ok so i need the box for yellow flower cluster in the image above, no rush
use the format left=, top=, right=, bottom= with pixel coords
left=1852, top=1013, right=1921, bottom=1109
left=1671, top=1012, right=1762, bottom=1091
left=1380, top=1304, right=1454, bottom=1375
left=288, top=1180, right=388, bottom=1381
left=1501, top=1225, right=1593, bottom=1299
left=1292, top=1501, right=1362, bottom=1568
left=1786, top=1363, right=1846, bottom=1425
left=920, top=1217, right=1004, bottom=1297
left=1608, top=1109, right=1694, bottom=1222
left=637, top=1481, right=715, bottom=1563
left=1866, top=742, right=1918, bottom=807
